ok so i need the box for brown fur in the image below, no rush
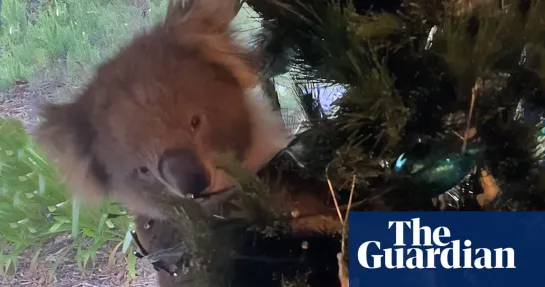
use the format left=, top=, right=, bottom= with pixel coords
left=33, top=0, right=290, bottom=219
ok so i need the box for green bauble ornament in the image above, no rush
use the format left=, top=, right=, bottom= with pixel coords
left=394, top=138, right=484, bottom=194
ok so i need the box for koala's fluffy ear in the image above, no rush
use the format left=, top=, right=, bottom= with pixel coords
left=165, top=0, right=259, bottom=89
left=165, top=0, right=239, bottom=33
left=34, top=102, right=109, bottom=202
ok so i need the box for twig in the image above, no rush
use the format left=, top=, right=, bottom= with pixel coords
left=325, top=164, right=356, bottom=287
left=325, top=164, right=344, bottom=224
left=340, top=175, right=356, bottom=287
left=462, top=82, right=478, bottom=154
left=343, top=175, right=356, bottom=226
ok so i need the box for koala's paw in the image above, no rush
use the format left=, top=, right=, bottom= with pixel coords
left=131, top=225, right=194, bottom=278
left=147, top=242, right=194, bottom=277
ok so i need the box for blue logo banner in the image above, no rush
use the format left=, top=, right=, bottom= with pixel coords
left=348, top=212, right=545, bottom=287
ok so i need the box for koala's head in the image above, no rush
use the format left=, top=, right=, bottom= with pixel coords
left=34, top=0, right=290, bottom=219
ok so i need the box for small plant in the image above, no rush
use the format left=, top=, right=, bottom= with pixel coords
left=0, top=119, right=135, bottom=275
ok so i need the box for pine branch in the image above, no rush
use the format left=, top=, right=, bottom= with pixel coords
left=244, top=0, right=545, bottom=211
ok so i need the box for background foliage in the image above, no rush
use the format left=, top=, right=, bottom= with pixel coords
left=0, top=0, right=169, bottom=90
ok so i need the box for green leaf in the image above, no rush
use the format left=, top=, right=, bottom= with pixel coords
left=121, top=229, right=133, bottom=254
left=49, top=222, right=63, bottom=233
left=82, top=228, right=97, bottom=238
left=54, top=216, right=71, bottom=223
left=82, top=253, right=91, bottom=269
left=95, top=213, right=108, bottom=237
left=127, top=250, right=136, bottom=279
left=38, top=174, right=45, bottom=195
left=72, top=197, right=80, bottom=239
left=105, top=219, right=115, bottom=229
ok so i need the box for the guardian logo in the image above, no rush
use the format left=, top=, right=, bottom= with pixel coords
left=358, top=218, right=516, bottom=269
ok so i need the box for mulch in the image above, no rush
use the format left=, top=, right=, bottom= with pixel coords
left=1, top=235, right=158, bottom=287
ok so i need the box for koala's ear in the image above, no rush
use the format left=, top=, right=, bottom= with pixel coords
left=34, top=102, right=109, bottom=202
left=165, top=0, right=259, bottom=89
left=165, top=0, right=238, bottom=33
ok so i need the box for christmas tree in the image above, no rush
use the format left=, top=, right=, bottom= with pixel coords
left=223, top=0, right=545, bottom=285
left=247, top=0, right=545, bottom=213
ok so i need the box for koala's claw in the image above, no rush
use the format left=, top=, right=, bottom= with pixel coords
left=131, top=230, right=149, bottom=257
left=130, top=229, right=186, bottom=277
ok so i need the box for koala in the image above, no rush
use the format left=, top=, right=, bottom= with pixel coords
left=34, top=0, right=347, bottom=285
left=34, top=0, right=291, bottom=220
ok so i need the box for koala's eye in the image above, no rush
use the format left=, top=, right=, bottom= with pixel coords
left=135, top=166, right=154, bottom=182
left=190, top=115, right=201, bottom=131
left=138, top=166, right=150, bottom=175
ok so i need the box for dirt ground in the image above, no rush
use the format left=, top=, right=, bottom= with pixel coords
left=1, top=236, right=158, bottom=287
left=0, top=75, right=159, bottom=287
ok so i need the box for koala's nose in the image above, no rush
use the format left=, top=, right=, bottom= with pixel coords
left=158, top=148, right=210, bottom=198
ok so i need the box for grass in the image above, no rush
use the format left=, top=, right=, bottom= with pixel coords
left=0, top=0, right=300, bottom=107
left=0, top=118, right=136, bottom=276
left=0, top=0, right=302, bottom=280
left=0, top=0, right=170, bottom=91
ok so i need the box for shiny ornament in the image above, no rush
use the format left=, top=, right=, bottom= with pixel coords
left=433, top=171, right=476, bottom=211
left=394, top=139, right=484, bottom=195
